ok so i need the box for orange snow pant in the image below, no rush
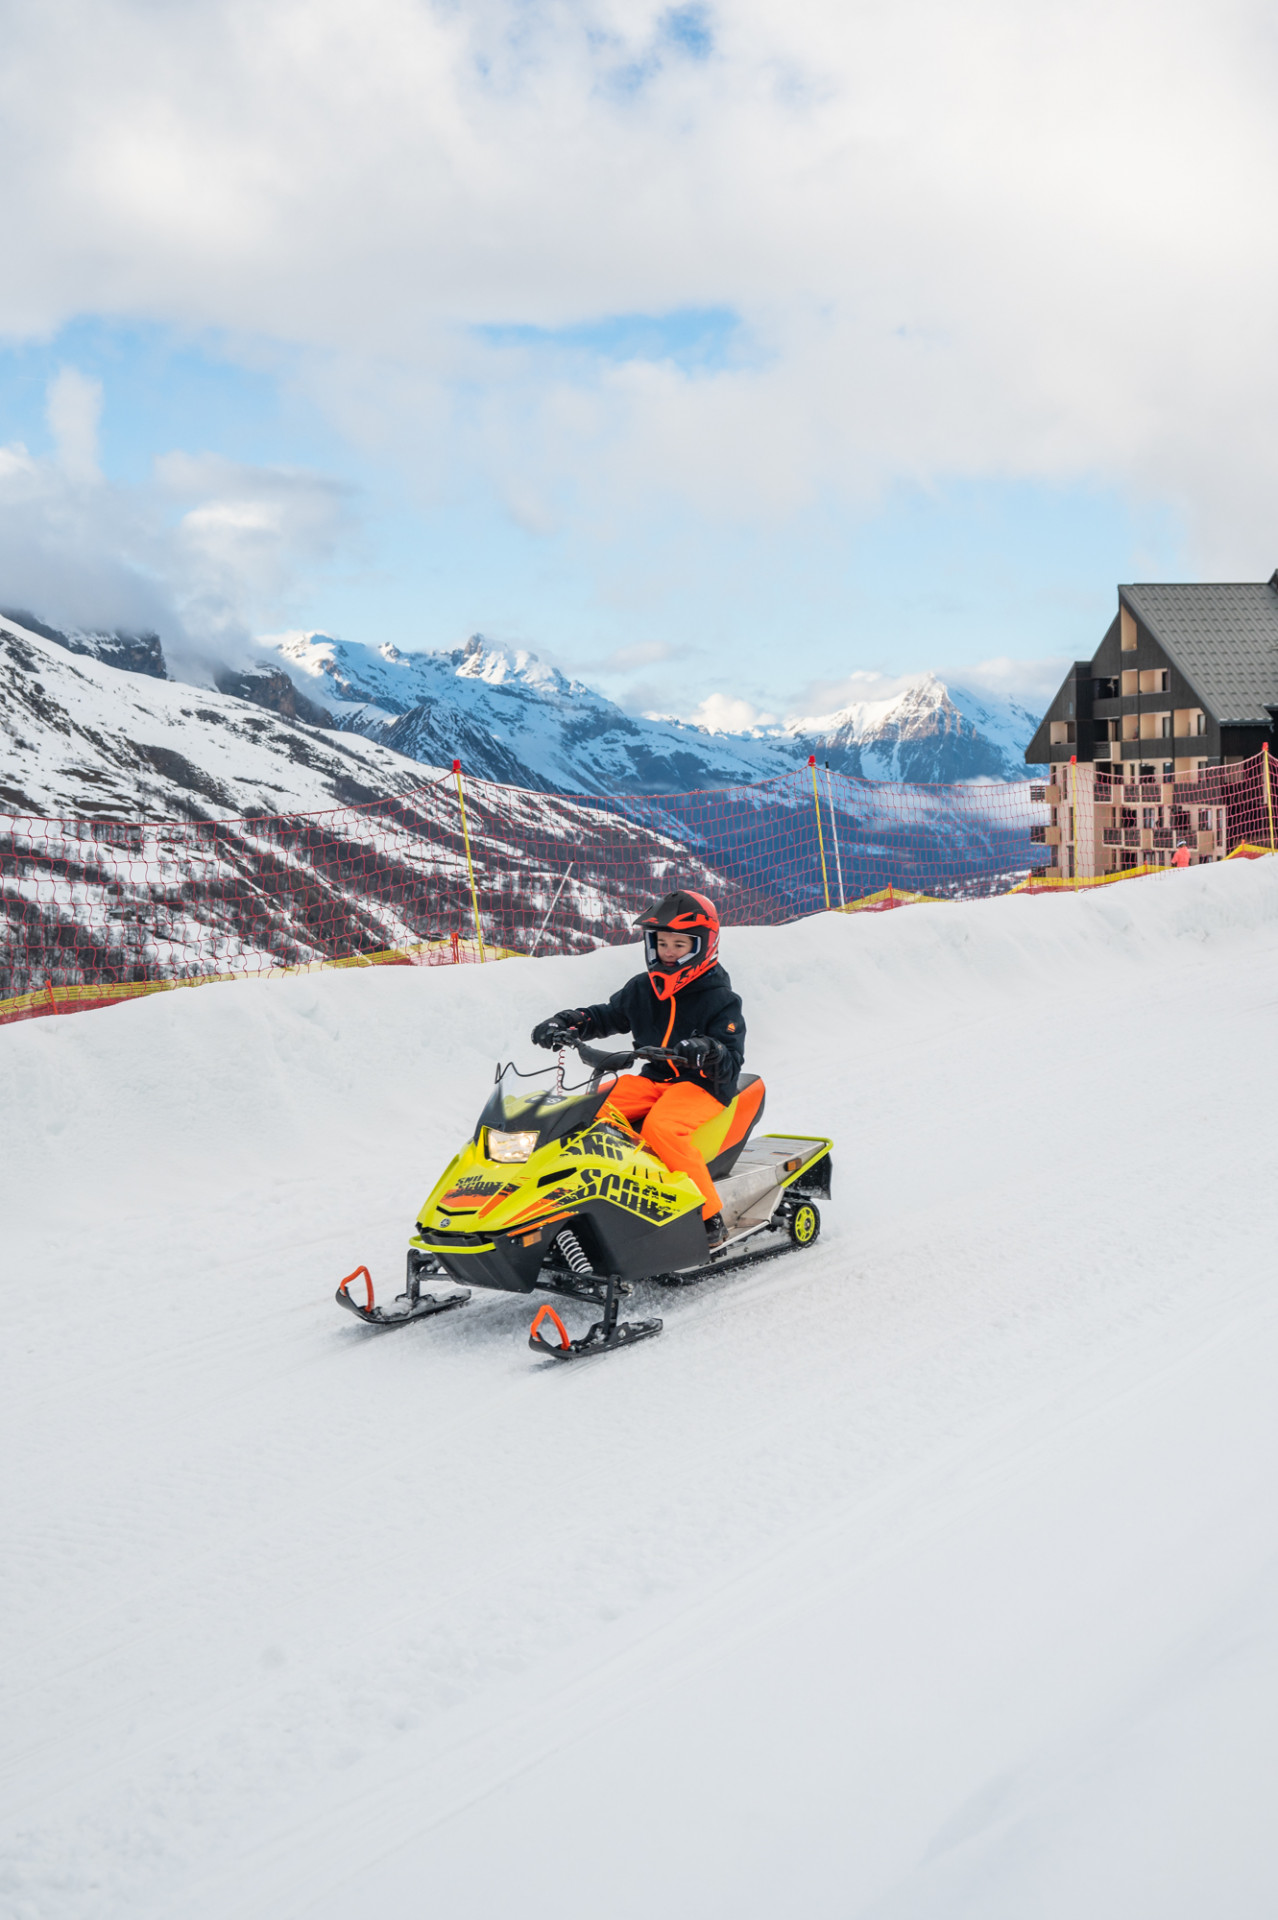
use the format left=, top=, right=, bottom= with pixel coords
left=606, top=1074, right=723, bottom=1219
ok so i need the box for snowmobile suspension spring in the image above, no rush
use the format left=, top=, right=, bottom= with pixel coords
left=554, top=1229, right=593, bottom=1277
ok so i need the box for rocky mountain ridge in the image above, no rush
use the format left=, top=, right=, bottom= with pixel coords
left=0, top=616, right=431, bottom=820
left=263, top=629, right=1043, bottom=792
left=2, top=605, right=1044, bottom=811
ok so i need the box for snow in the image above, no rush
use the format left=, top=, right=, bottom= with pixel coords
left=0, top=617, right=442, bottom=820
left=4, top=860, right=1278, bottom=1917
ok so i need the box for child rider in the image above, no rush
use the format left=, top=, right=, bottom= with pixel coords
left=531, top=890, right=744, bottom=1250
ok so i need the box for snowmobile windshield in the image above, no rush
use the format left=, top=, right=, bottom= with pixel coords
left=474, top=1072, right=612, bottom=1155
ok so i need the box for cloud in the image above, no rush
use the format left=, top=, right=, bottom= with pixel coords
left=46, top=367, right=103, bottom=483
left=788, top=656, right=1070, bottom=720
left=0, top=0, right=1276, bottom=643
left=943, top=654, right=1074, bottom=709
left=158, top=452, right=353, bottom=661
left=785, top=668, right=927, bottom=724
left=0, top=370, right=355, bottom=676
left=684, top=692, right=778, bottom=731
left=599, top=638, right=681, bottom=672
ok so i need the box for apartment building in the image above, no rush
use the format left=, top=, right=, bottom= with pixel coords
left=1025, top=576, right=1278, bottom=877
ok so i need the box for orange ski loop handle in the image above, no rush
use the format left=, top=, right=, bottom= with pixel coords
left=338, top=1265, right=375, bottom=1310
left=529, top=1304, right=571, bottom=1351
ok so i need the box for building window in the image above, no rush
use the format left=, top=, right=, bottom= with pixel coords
left=1121, top=607, right=1137, bottom=651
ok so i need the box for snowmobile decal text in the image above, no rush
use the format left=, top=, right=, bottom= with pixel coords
left=559, top=1128, right=631, bottom=1164
left=573, top=1169, right=681, bottom=1223
left=440, top=1176, right=517, bottom=1205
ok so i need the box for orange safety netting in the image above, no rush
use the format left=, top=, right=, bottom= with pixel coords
left=2, top=752, right=1274, bottom=1027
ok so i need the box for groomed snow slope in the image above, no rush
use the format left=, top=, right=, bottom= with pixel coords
left=4, top=864, right=1278, bottom=1919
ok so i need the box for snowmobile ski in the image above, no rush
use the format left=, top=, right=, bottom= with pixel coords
left=335, top=1260, right=470, bottom=1328
left=528, top=1274, right=662, bottom=1362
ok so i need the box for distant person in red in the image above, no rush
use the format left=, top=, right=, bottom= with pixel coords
left=531, top=891, right=744, bottom=1249
left=1173, top=843, right=1192, bottom=868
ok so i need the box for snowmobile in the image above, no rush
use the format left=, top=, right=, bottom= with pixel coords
left=336, top=1038, right=832, bottom=1361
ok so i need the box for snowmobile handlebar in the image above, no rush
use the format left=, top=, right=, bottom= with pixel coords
left=573, top=1040, right=680, bottom=1071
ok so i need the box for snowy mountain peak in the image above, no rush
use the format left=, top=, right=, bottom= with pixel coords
left=251, top=634, right=1043, bottom=791
left=782, top=671, right=1039, bottom=783
left=788, top=671, right=946, bottom=740
left=452, top=634, right=568, bottom=694
left=265, top=628, right=576, bottom=719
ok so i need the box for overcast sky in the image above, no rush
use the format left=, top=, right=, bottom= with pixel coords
left=1, top=0, right=1275, bottom=720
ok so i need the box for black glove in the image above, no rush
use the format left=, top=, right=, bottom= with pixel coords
left=531, top=1009, right=589, bottom=1049
left=676, top=1034, right=728, bottom=1075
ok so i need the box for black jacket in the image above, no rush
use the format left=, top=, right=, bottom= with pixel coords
left=579, top=965, right=745, bottom=1106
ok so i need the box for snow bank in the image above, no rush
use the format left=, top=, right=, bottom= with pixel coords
left=3, top=860, right=1278, bottom=1917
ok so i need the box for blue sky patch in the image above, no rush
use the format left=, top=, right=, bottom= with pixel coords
left=473, top=306, right=743, bottom=373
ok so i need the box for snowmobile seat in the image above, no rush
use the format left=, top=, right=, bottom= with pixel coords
left=692, top=1073, right=767, bottom=1183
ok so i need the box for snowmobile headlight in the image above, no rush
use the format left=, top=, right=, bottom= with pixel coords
left=487, top=1128, right=539, bottom=1163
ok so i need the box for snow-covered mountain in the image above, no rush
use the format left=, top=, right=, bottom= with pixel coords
left=0, top=615, right=432, bottom=820
left=264, top=631, right=800, bottom=793
left=262, top=631, right=1043, bottom=793
left=0, top=616, right=772, bottom=994
left=0, top=601, right=1044, bottom=806
left=787, top=675, right=1043, bottom=784
left=1, top=613, right=1042, bottom=999
left=0, top=607, right=169, bottom=680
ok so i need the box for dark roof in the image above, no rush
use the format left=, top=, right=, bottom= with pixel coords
left=1122, top=582, right=1278, bottom=725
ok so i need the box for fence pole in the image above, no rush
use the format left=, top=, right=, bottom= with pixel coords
left=452, top=759, right=486, bottom=963
left=529, top=862, right=574, bottom=956
left=824, top=761, right=846, bottom=909
left=1265, top=744, right=1275, bottom=852
left=807, top=755, right=831, bottom=911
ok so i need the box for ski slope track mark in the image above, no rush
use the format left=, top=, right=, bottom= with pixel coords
left=3, top=862, right=1278, bottom=1917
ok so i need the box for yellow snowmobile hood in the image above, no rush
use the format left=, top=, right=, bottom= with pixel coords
left=413, top=1096, right=702, bottom=1250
